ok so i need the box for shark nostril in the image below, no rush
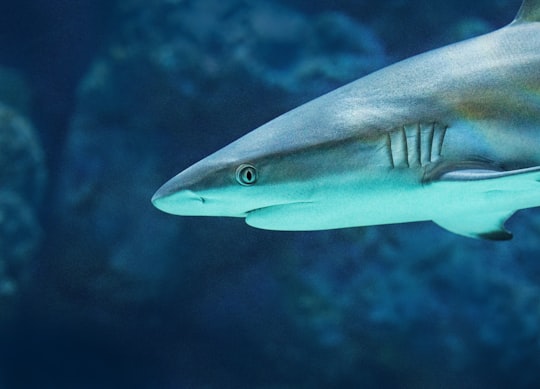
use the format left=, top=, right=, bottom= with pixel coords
left=182, top=190, right=204, bottom=203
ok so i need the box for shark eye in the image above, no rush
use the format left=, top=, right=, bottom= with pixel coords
left=236, top=164, right=258, bottom=186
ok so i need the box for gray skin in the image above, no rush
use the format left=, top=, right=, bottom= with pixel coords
left=153, top=0, right=540, bottom=240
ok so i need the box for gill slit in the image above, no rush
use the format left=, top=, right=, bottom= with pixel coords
left=401, top=126, right=410, bottom=168
left=386, top=132, right=395, bottom=168
left=387, top=122, right=447, bottom=169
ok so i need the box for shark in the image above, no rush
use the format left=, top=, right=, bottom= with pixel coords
left=152, top=0, right=540, bottom=240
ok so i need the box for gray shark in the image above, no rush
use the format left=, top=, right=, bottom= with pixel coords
left=152, top=0, right=540, bottom=240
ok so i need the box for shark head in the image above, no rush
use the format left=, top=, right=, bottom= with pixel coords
left=151, top=132, right=322, bottom=223
left=151, top=157, right=269, bottom=218
left=151, top=103, right=387, bottom=229
left=151, top=115, right=306, bottom=216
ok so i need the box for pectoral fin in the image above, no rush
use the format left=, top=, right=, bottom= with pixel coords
left=433, top=211, right=514, bottom=240
left=437, top=165, right=540, bottom=183
left=430, top=165, right=540, bottom=240
left=425, top=160, right=540, bottom=184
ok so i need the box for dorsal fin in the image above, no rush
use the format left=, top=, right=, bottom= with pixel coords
left=512, top=0, right=540, bottom=25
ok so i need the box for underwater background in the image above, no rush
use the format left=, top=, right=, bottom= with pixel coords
left=0, top=0, right=537, bottom=388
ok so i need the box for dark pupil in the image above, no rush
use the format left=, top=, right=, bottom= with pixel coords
left=245, top=170, right=252, bottom=182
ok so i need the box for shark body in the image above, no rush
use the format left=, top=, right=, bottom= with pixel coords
left=153, top=0, right=540, bottom=240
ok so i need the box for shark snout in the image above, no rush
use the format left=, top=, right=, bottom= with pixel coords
left=152, top=186, right=203, bottom=213
left=151, top=170, right=205, bottom=215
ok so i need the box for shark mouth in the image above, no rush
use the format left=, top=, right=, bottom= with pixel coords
left=245, top=201, right=316, bottom=230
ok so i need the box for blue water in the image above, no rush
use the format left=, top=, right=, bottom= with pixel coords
left=0, top=0, right=536, bottom=388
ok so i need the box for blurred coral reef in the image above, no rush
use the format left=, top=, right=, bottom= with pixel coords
left=0, top=68, right=45, bottom=323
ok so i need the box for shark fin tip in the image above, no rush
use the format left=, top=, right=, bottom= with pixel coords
left=476, top=230, right=513, bottom=241
left=434, top=211, right=515, bottom=241
left=512, top=0, right=540, bottom=25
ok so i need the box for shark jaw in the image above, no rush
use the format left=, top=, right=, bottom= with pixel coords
left=152, top=185, right=313, bottom=219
